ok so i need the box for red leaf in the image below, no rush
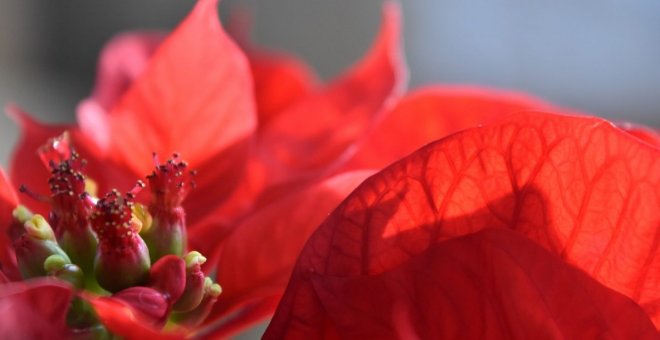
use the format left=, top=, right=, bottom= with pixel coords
left=346, top=86, right=554, bottom=170
left=85, top=293, right=185, bottom=340
left=82, top=32, right=165, bottom=112
left=7, top=104, right=68, bottom=215
left=258, top=2, right=407, bottom=178
left=267, top=112, right=660, bottom=334
left=0, top=168, right=17, bottom=232
left=7, top=105, right=111, bottom=214
left=226, top=7, right=319, bottom=127
left=617, top=122, right=660, bottom=148
left=268, top=229, right=657, bottom=338
left=0, top=169, right=18, bottom=280
left=78, top=0, right=256, bottom=223
left=249, top=51, right=320, bottom=128
left=199, top=170, right=373, bottom=337
left=0, top=278, right=73, bottom=339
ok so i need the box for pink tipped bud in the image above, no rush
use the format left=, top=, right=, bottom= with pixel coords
left=91, top=188, right=150, bottom=292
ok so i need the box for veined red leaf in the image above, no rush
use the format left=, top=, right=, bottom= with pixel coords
left=266, top=111, right=660, bottom=336
left=271, top=229, right=657, bottom=338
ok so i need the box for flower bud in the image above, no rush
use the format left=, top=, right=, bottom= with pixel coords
left=172, top=251, right=207, bottom=312
left=9, top=205, right=32, bottom=241
left=142, top=154, right=195, bottom=261
left=171, top=277, right=221, bottom=327
left=44, top=254, right=84, bottom=289
left=38, top=134, right=98, bottom=274
left=91, top=188, right=150, bottom=292
left=14, top=215, right=70, bottom=279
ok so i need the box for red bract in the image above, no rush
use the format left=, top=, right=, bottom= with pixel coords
left=3, top=0, right=652, bottom=338
left=265, top=112, right=660, bottom=338
left=0, top=0, right=406, bottom=337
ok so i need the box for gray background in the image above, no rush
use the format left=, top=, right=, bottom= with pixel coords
left=1, top=0, right=659, bottom=167
left=1, top=0, right=659, bottom=337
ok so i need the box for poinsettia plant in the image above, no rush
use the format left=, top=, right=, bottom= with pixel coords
left=1, top=0, right=658, bottom=339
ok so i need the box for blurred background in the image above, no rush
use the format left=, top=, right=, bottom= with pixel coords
left=0, top=0, right=659, bottom=336
left=1, top=0, right=660, bottom=166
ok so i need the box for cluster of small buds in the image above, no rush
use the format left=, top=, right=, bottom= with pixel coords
left=12, top=133, right=221, bottom=334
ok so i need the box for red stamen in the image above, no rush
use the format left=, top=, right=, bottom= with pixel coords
left=18, top=185, right=51, bottom=203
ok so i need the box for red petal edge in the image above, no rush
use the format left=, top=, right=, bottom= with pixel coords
left=258, top=2, right=407, bottom=178
left=266, top=111, right=660, bottom=336
left=83, top=32, right=165, bottom=112
left=0, top=168, right=18, bottom=279
left=345, top=86, right=555, bottom=170
left=6, top=104, right=68, bottom=215
left=84, top=293, right=185, bottom=340
left=194, top=170, right=374, bottom=338
left=227, top=7, right=319, bottom=127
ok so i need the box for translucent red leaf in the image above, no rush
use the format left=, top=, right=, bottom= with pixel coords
left=267, top=229, right=657, bottom=338
left=346, top=86, right=554, bottom=170
left=0, top=278, right=73, bottom=338
left=83, top=32, right=165, bottom=112
left=267, top=112, right=660, bottom=334
left=198, top=170, right=373, bottom=338
left=249, top=51, right=320, bottom=127
left=77, top=0, right=256, bottom=223
left=258, top=2, right=407, bottom=178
